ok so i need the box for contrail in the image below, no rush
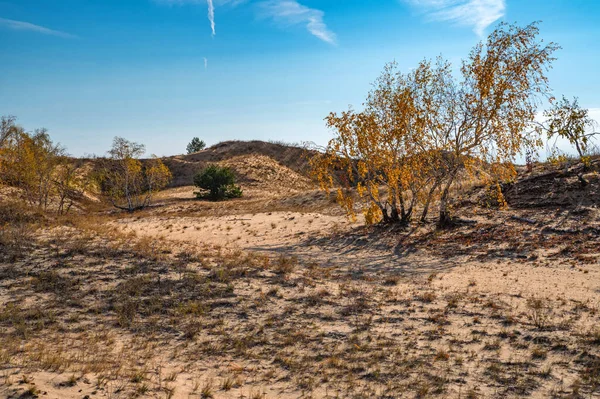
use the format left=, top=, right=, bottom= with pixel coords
left=204, top=57, right=208, bottom=70
left=207, top=0, right=215, bottom=36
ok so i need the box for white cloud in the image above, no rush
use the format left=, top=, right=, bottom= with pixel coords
left=207, top=0, right=215, bottom=36
left=154, top=0, right=244, bottom=4
left=154, top=0, right=245, bottom=36
left=154, top=0, right=335, bottom=43
left=0, top=17, right=76, bottom=38
left=404, top=0, right=505, bottom=37
left=204, top=57, right=208, bottom=69
left=589, top=108, right=600, bottom=124
left=257, top=0, right=336, bottom=44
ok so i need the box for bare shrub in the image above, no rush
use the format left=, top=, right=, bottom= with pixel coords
left=526, top=297, right=552, bottom=329
left=0, top=222, right=35, bottom=261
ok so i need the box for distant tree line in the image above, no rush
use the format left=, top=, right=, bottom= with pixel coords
left=0, top=117, right=172, bottom=213
left=0, top=116, right=87, bottom=214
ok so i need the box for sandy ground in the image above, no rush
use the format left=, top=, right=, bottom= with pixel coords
left=116, top=199, right=600, bottom=306
left=117, top=211, right=354, bottom=251
left=3, top=181, right=600, bottom=398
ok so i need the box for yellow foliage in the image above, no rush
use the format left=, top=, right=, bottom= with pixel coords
left=96, top=137, right=172, bottom=212
left=311, top=22, right=559, bottom=226
left=0, top=127, right=66, bottom=210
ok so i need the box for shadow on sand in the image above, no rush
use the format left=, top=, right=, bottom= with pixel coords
left=247, top=225, right=458, bottom=278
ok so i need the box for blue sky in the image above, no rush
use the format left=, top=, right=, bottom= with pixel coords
left=1, top=0, right=599, bottom=157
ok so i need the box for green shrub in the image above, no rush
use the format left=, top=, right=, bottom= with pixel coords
left=193, top=165, right=243, bottom=201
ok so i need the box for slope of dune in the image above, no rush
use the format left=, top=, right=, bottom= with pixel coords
left=162, top=140, right=317, bottom=187
left=218, top=154, right=313, bottom=193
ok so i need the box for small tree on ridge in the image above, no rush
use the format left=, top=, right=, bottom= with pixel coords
left=187, top=137, right=206, bottom=154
